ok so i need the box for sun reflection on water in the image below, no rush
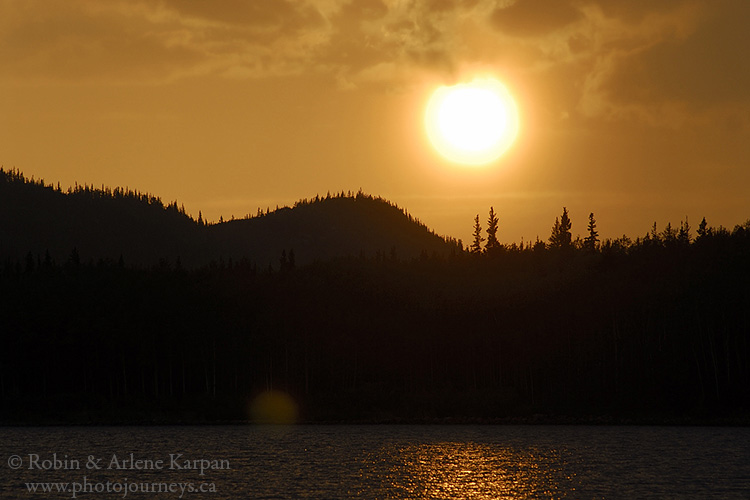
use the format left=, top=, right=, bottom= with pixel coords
left=374, top=441, right=573, bottom=499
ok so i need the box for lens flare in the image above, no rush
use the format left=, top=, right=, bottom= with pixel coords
left=249, top=390, right=299, bottom=424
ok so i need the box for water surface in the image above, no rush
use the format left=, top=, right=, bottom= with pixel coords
left=1, top=425, right=748, bottom=499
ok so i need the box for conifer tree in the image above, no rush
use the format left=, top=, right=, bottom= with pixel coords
left=584, top=212, right=599, bottom=251
left=678, top=217, right=691, bottom=245
left=697, top=217, right=710, bottom=240
left=549, top=207, right=572, bottom=249
left=486, top=207, right=500, bottom=252
left=650, top=222, right=659, bottom=242
left=662, top=222, right=677, bottom=244
left=470, top=214, right=485, bottom=254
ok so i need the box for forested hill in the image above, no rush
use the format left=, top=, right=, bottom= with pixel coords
left=2, top=168, right=750, bottom=424
left=0, top=169, right=201, bottom=267
left=210, top=194, right=460, bottom=268
left=0, top=168, right=461, bottom=268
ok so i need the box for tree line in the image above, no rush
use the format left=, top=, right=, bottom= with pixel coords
left=470, top=205, right=718, bottom=255
left=1, top=210, right=748, bottom=424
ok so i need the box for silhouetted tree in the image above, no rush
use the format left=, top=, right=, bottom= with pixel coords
left=470, top=215, right=484, bottom=254
left=549, top=207, right=572, bottom=250
left=678, top=217, right=691, bottom=245
left=533, top=237, right=546, bottom=252
left=486, top=207, right=500, bottom=252
left=584, top=212, right=599, bottom=251
left=662, top=222, right=677, bottom=245
left=697, top=217, right=710, bottom=240
left=650, top=222, right=660, bottom=243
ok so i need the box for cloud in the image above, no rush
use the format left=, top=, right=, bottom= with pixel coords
left=159, top=0, right=324, bottom=30
left=2, top=0, right=748, bottom=129
left=571, top=0, right=750, bottom=126
left=0, top=0, right=331, bottom=83
left=315, top=0, right=483, bottom=89
left=489, top=0, right=583, bottom=37
left=0, top=1, right=205, bottom=83
left=0, top=0, right=485, bottom=86
left=593, top=0, right=690, bottom=23
left=602, top=1, right=750, bottom=107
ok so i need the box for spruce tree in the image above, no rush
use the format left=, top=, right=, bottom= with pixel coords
left=549, top=207, right=572, bottom=249
left=662, top=222, right=677, bottom=244
left=486, top=207, right=500, bottom=252
left=584, top=212, right=599, bottom=251
left=678, top=217, right=691, bottom=245
left=470, top=214, right=485, bottom=254
left=697, top=217, right=710, bottom=240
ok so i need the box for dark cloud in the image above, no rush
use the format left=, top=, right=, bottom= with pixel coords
left=0, top=2, right=203, bottom=82
left=315, top=0, right=390, bottom=76
left=159, top=0, right=325, bottom=32
left=490, top=0, right=583, bottom=37
left=593, top=0, right=689, bottom=22
left=336, top=0, right=388, bottom=22
left=425, top=0, right=458, bottom=13
left=602, top=1, right=750, bottom=108
left=423, top=0, right=479, bottom=14
left=0, top=0, right=332, bottom=83
left=3, top=0, right=747, bottom=121
left=315, top=0, right=461, bottom=86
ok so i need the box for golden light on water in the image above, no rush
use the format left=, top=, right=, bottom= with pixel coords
left=380, top=442, right=571, bottom=499
left=425, top=78, right=520, bottom=166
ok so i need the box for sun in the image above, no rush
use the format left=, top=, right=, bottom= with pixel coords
left=425, top=77, right=519, bottom=165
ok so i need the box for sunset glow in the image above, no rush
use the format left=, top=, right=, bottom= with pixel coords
left=425, top=78, right=519, bottom=166
left=1, top=3, right=750, bottom=487
left=1, top=0, right=748, bottom=246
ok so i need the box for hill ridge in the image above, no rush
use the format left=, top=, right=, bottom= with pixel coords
left=0, top=168, right=462, bottom=268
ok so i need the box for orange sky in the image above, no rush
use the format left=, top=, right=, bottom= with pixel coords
left=2, top=0, right=749, bottom=245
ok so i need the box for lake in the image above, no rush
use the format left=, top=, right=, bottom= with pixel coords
left=1, top=425, right=748, bottom=499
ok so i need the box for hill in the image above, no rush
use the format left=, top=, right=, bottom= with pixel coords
left=0, top=169, right=461, bottom=268
left=211, top=192, right=460, bottom=267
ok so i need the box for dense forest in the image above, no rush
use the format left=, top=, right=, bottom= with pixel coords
left=0, top=168, right=460, bottom=268
left=1, top=169, right=749, bottom=424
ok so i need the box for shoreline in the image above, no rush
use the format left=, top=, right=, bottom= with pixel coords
left=2, top=413, right=749, bottom=427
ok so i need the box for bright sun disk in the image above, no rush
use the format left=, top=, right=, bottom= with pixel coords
left=425, top=78, right=519, bottom=166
